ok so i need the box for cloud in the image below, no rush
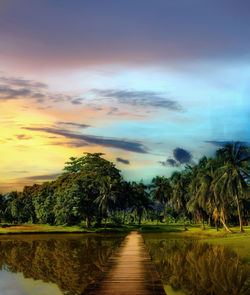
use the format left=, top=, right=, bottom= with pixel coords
left=160, top=147, right=193, bottom=167
left=173, top=147, right=192, bottom=164
left=57, top=122, right=91, bottom=129
left=116, top=157, right=130, bottom=165
left=23, top=127, right=148, bottom=153
left=159, top=158, right=179, bottom=167
left=92, top=89, right=182, bottom=111
left=21, top=173, right=61, bottom=181
left=205, top=140, right=232, bottom=147
left=0, top=76, right=47, bottom=89
left=0, top=85, right=32, bottom=100
left=15, top=134, right=32, bottom=140
left=48, top=141, right=89, bottom=148
left=71, top=98, right=83, bottom=105
left=0, top=75, right=83, bottom=105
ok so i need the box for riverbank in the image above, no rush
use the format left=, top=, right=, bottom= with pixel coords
left=1, top=223, right=249, bottom=237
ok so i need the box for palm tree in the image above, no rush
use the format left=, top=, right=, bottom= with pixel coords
left=187, top=160, right=208, bottom=230
left=170, top=171, right=190, bottom=230
left=151, top=176, right=172, bottom=222
left=215, top=142, right=249, bottom=232
left=190, top=157, right=233, bottom=232
left=131, top=182, right=152, bottom=225
left=95, top=176, right=118, bottom=227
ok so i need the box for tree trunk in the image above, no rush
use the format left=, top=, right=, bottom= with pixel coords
left=235, top=195, right=244, bottom=232
left=104, top=218, right=107, bottom=229
left=86, top=216, right=90, bottom=228
left=201, top=217, right=205, bottom=230
left=215, top=219, right=218, bottom=232
left=220, top=216, right=233, bottom=233
left=138, top=214, right=142, bottom=226
left=183, top=210, right=187, bottom=231
left=123, top=210, right=126, bottom=224
left=208, top=216, right=211, bottom=227
left=164, top=206, right=167, bottom=223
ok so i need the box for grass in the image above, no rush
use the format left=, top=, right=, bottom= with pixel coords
left=140, top=224, right=250, bottom=264
left=0, top=223, right=140, bottom=234
left=1, top=222, right=249, bottom=236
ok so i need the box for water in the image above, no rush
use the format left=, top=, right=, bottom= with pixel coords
left=1, top=233, right=249, bottom=295
left=143, top=233, right=250, bottom=295
left=0, top=233, right=125, bottom=295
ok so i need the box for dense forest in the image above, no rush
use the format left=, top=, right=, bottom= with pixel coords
left=0, top=142, right=249, bottom=232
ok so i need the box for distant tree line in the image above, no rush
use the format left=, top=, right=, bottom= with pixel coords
left=0, top=142, right=249, bottom=232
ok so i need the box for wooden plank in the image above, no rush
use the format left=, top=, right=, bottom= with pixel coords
left=83, top=232, right=166, bottom=295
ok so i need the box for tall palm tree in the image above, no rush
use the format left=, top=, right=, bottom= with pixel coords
left=95, top=176, right=118, bottom=227
left=151, top=176, right=172, bottom=222
left=187, top=160, right=208, bottom=230
left=191, top=157, right=232, bottom=232
left=215, top=142, right=249, bottom=232
left=170, top=171, right=190, bottom=230
left=131, top=182, right=152, bottom=225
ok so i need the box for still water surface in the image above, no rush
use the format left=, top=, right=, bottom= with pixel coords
left=0, top=233, right=249, bottom=295
left=0, top=234, right=125, bottom=295
left=143, top=233, right=250, bottom=295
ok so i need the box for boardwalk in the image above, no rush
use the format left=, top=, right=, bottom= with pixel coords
left=83, top=231, right=166, bottom=295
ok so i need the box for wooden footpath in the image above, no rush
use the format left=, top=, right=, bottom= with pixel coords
left=83, top=231, right=166, bottom=295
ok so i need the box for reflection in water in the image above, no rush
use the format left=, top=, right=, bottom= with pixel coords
left=0, top=234, right=125, bottom=295
left=143, top=235, right=250, bottom=295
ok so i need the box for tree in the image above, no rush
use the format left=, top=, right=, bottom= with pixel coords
left=170, top=171, right=190, bottom=230
left=63, top=153, right=121, bottom=227
left=131, top=182, right=152, bottom=225
left=151, top=176, right=172, bottom=222
left=94, top=176, right=120, bottom=227
left=215, top=142, right=249, bottom=232
left=33, top=182, right=56, bottom=224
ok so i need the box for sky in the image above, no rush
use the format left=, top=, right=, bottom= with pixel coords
left=0, top=0, right=249, bottom=193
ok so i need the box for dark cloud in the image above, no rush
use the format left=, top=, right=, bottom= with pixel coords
left=23, top=127, right=148, bottom=153
left=21, top=173, right=61, bottom=181
left=116, top=157, right=130, bottom=165
left=205, top=140, right=232, bottom=147
left=57, top=122, right=91, bottom=129
left=15, top=134, right=32, bottom=140
left=0, top=75, right=84, bottom=105
left=0, top=76, right=47, bottom=89
left=0, top=85, right=32, bottom=99
left=160, top=147, right=193, bottom=167
left=173, top=147, right=192, bottom=164
left=107, top=107, right=119, bottom=115
left=205, top=140, right=250, bottom=148
left=159, top=159, right=179, bottom=167
left=0, top=76, right=48, bottom=101
left=71, top=98, right=83, bottom=105
left=93, top=89, right=182, bottom=111
left=48, top=141, right=89, bottom=148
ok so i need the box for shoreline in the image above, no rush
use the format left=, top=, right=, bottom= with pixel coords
left=0, top=224, right=249, bottom=238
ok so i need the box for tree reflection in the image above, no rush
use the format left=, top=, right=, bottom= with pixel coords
left=0, top=234, right=124, bottom=295
left=144, top=236, right=250, bottom=295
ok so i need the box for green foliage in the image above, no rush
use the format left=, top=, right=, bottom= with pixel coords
left=1, top=144, right=249, bottom=231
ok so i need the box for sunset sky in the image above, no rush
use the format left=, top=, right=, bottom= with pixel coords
left=0, top=0, right=249, bottom=193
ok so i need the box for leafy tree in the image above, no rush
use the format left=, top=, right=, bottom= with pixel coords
left=151, top=176, right=172, bottom=222
left=170, top=171, right=190, bottom=230
left=63, top=153, right=121, bottom=227
left=215, top=142, right=249, bottom=232
left=33, top=182, right=56, bottom=224
left=131, top=182, right=152, bottom=225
